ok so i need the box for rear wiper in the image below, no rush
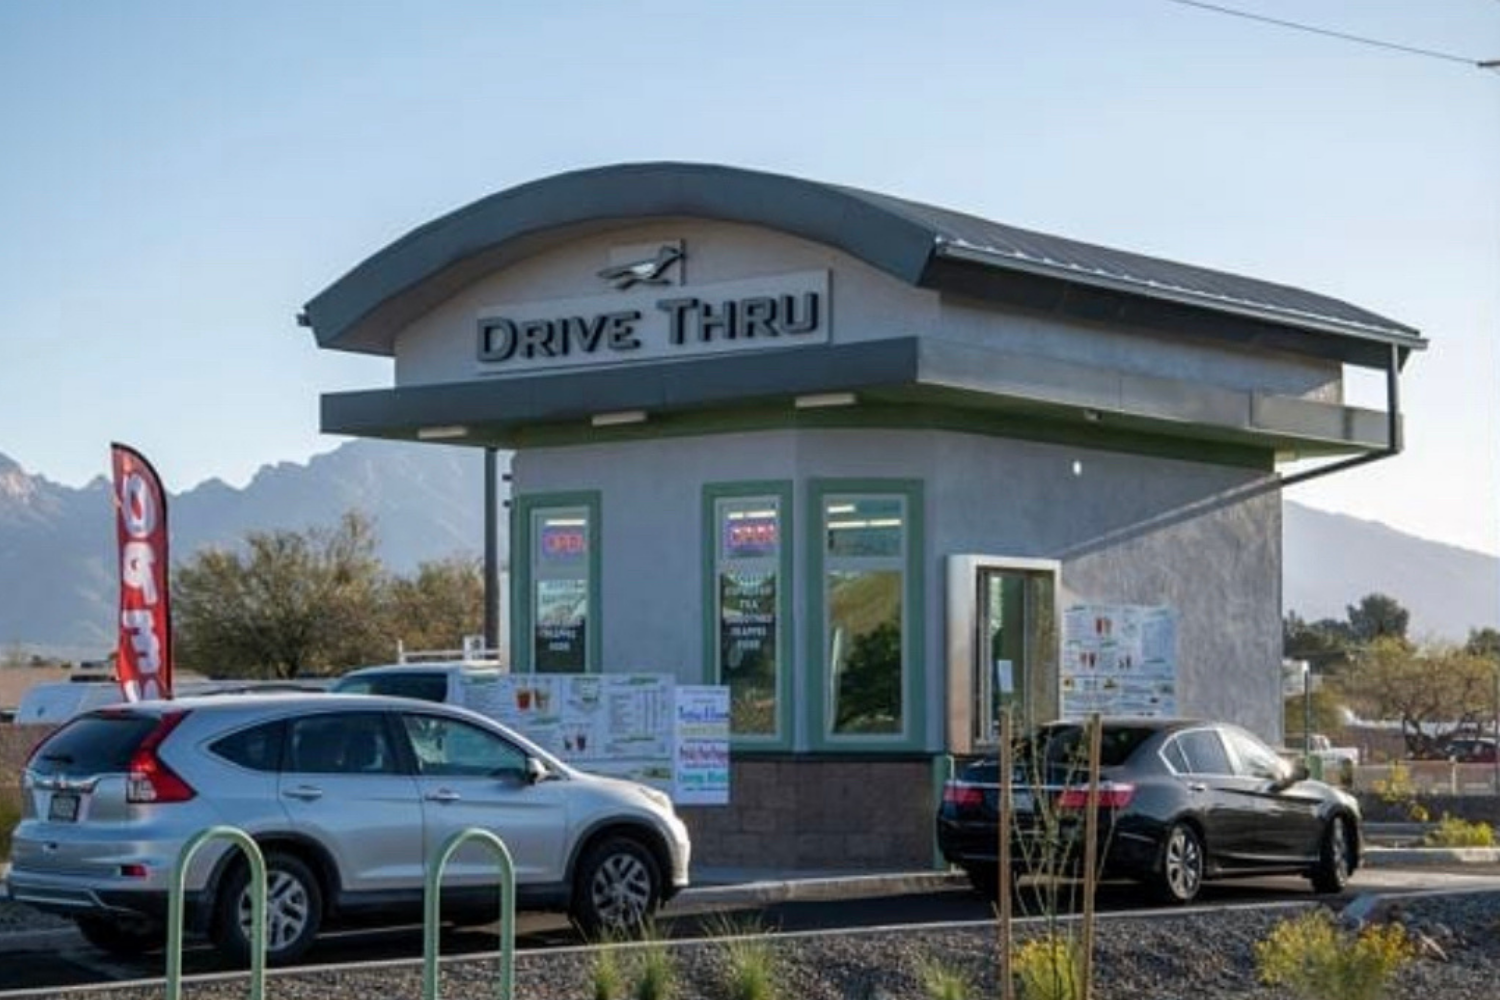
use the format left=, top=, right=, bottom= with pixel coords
left=41, top=753, right=74, bottom=764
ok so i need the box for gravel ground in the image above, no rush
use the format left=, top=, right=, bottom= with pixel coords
left=5, top=890, right=1497, bottom=1000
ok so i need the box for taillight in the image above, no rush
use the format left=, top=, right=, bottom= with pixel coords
left=1056, top=781, right=1135, bottom=810
left=942, top=782, right=986, bottom=809
left=127, top=712, right=196, bottom=804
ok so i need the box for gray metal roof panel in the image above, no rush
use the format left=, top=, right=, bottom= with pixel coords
left=832, top=185, right=1420, bottom=342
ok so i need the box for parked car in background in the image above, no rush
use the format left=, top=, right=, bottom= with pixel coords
left=936, top=718, right=1361, bottom=904
left=7, top=693, right=691, bottom=964
left=1436, top=736, right=1498, bottom=763
left=331, top=661, right=505, bottom=704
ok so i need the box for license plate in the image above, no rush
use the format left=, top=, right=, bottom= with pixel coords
left=48, top=792, right=79, bottom=822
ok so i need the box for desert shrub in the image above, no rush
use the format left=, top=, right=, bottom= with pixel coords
left=1255, top=909, right=1412, bottom=1000
left=589, top=942, right=625, bottom=1000
left=1013, top=934, right=1082, bottom=1000
left=631, top=934, right=677, bottom=1000
left=917, top=955, right=972, bottom=1000
left=1423, top=813, right=1495, bottom=847
left=710, top=915, right=780, bottom=1000
left=1369, top=762, right=1428, bottom=821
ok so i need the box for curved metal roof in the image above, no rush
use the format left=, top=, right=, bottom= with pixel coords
left=300, top=162, right=1423, bottom=367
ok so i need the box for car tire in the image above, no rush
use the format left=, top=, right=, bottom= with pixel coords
left=1154, top=821, right=1205, bottom=904
left=212, top=851, right=323, bottom=966
left=74, top=914, right=166, bottom=956
left=569, top=835, right=661, bottom=939
left=1310, top=813, right=1355, bottom=894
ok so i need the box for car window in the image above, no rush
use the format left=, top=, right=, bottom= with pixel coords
left=1222, top=726, right=1285, bottom=780
left=1161, top=739, right=1191, bottom=774
left=26, top=712, right=161, bottom=777
left=401, top=713, right=527, bottom=778
left=211, top=720, right=285, bottom=772
left=334, top=672, right=449, bottom=703
left=1171, top=729, right=1232, bottom=775
left=286, top=713, right=399, bottom=775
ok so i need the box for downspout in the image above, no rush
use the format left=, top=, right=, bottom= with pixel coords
left=1278, top=342, right=1403, bottom=489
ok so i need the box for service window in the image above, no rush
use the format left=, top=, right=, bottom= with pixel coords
left=711, top=492, right=788, bottom=741
left=529, top=504, right=594, bottom=673
left=813, top=483, right=922, bottom=745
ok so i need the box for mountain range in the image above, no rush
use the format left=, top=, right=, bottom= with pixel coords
left=0, top=442, right=1494, bottom=658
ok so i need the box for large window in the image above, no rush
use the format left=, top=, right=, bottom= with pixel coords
left=514, top=493, right=600, bottom=674
left=809, top=481, right=924, bottom=748
left=705, top=484, right=791, bottom=745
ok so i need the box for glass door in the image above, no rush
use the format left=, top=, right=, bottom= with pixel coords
left=973, top=567, right=1057, bottom=744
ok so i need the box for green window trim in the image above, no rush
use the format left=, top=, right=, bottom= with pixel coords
left=511, top=491, right=602, bottom=674
left=702, top=481, right=794, bottom=750
left=806, top=478, right=925, bottom=752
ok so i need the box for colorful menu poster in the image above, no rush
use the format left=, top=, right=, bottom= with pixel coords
left=673, top=685, right=730, bottom=805
left=458, top=672, right=728, bottom=802
left=1061, top=604, right=1178, bottom=718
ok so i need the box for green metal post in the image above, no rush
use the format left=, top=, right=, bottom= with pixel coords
left=423, top=827, right=516, bottom=1000
left=167, top=825, right=266, bottom=1000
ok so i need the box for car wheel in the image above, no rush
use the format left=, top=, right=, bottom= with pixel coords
left=74, top=914, right=166, bottom=956
left=1310, top=814, right=1355, bottom=894
left=212, top=851, right=323, bottom=966
left=569, top=836, right=661, bottom=938
left=1154, top=822, right=1204, bottom=904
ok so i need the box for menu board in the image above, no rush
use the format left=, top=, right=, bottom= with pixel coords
left=1060, top=604, right=1178, bottom=718
left=458, top=672, right=728, bottom=801
left=673, top=686, right=730, bottom=805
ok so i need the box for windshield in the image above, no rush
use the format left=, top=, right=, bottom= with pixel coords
left=333, top=672, right=448, bottom=703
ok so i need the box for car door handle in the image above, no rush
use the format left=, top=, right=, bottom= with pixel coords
left=1187, top=782, right=1208, bottom=793
left=425, top=789, right=462, bottom=803
left=284, top=785, right=324, bottom=801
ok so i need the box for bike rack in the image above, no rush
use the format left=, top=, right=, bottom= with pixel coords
left=167, top=825, right=267, bottom=1000
left=423, top=827, right=516, bottom=1000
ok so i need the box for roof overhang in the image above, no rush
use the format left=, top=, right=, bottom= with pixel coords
left=321, top=337, right=1392, bottom=461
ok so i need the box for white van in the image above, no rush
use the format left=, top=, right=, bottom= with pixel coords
left=330, top=660, right=507, bottom=705
left=14, top=680, right=125, bottom=725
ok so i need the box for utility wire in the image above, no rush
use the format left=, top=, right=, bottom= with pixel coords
left=1162, top=0, right=1498, bottom=69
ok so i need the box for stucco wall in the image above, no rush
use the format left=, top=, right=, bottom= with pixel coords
left=514, top=426, right=1282, bottom=749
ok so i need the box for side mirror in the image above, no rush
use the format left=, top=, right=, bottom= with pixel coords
left=525, top=757, right=549, bottom=785
left=1289, top=761, right=1310, bottom=783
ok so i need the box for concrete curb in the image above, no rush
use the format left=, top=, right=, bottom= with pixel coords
left=678, top=870, right=965, bottom=910
left=1363, top=846, right=1500, bottom=867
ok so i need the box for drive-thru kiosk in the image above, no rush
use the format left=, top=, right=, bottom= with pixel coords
left=300, top=163, right=1423, bottom=868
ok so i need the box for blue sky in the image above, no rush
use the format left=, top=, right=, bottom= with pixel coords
left=2, top=2, right=1497, bottom=553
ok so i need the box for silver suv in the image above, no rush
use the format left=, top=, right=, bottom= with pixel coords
left=7, top=693, right=692, bottom=963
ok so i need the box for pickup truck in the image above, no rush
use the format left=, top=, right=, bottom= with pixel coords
left=1283, top=733, right=1361, bottom=768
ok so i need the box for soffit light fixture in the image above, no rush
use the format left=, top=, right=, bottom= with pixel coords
left=591, top=410, right=648, bottom=427
left=795, top=392, right=858, bottom=409
left=416, top=425, right=469, bottom=440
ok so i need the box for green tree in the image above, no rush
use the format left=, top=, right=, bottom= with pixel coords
left=174, top=511, right=389, bottom=679
left=1336, top=637, right=1493, bottom=757
left=1283, top=612, right=1355, bottom=673
left=1346, top=593, right=1410, bottom=645
left=385, top=556, right=485, bottom=653
left=1464, top=627, right=1500, bottom=661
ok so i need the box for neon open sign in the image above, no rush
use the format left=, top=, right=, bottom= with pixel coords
left=541, top=525, right=587, bottom=560
left=724, top=515, right=778, bottom=558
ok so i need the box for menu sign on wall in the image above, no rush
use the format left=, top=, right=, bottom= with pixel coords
left=673, top=685, right=730, bottom=805
left=458, top=673, right=729, bottom=802
left=1060, top=604, right=1178, bottom=718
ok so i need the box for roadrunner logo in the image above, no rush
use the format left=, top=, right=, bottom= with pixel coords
left=598, top=245, right=684, bottom=290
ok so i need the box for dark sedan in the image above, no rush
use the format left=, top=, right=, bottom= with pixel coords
left=936, top=718, right=1361, bottom=904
